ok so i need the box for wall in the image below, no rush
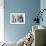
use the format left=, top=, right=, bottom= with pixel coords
left=0, top=0, right=4, bottom=42
left=4, top=0, right=40, bottom=42
left=40, top=0, right=46, bottom=27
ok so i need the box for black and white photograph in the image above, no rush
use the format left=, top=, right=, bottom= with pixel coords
left=10, top=13, right=25, bottom=24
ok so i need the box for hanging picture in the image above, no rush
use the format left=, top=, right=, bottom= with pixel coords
left=10, top=13, right=25, bottom=24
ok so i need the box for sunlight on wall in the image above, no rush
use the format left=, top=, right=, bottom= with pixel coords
left=0, top=8, right=4, bottom=42
left=0, top=0, right=4, bottom=42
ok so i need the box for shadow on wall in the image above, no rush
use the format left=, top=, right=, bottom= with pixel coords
left=4, top=0, right=40, bottom=42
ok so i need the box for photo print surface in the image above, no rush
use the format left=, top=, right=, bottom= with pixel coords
left=10, top=13, right=25, bottom=24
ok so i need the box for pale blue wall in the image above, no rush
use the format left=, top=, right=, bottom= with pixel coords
left=4, top=0, right=40, bottom=42
left=40, top=0, right=46, bottom=27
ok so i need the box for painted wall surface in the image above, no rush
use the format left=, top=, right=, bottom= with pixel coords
left=40, top=0, right=46, bottom=27
left=4, top=0, right=40, bottom=42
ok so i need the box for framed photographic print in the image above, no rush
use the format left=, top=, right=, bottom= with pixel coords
left=10, top=13, right=25, bottom=24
